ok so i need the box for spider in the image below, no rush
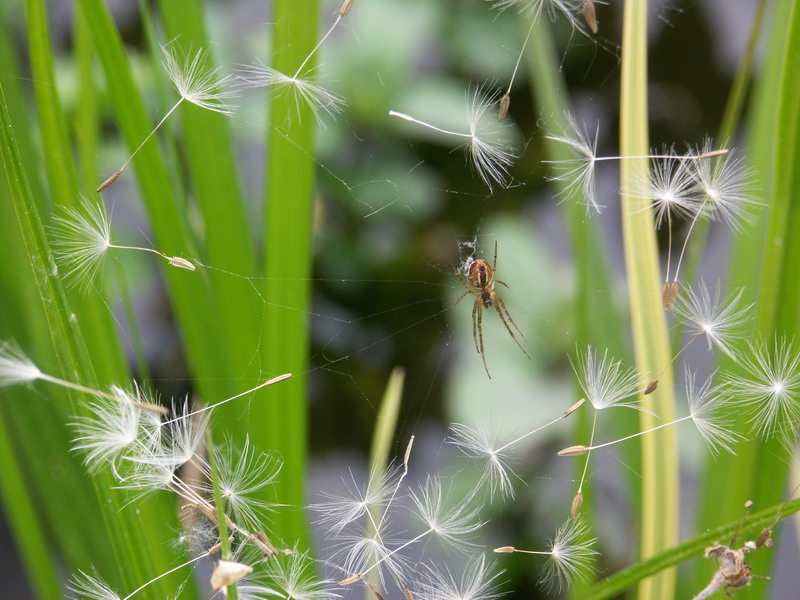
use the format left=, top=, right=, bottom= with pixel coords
left=455, top=241, right=530, bottom=378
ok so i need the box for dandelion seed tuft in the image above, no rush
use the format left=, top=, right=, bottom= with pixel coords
left=201, top=435, right=282, bottom=527
left=239, top=60, right=344, bottom=124
left=628, top=155, right=698, bottom=227
left=68, top=570, right=121, bottom=600
left=70, top=384, right=160, bottom=477
left=414, top=555, right=504, bottom=600
left=725, top=337, right=800, bottom=439
left=545, top=116, right=601, bottom=213
left=690, top=144, right=758, bottom=231
left=684, top=368, right=740, bottom=455
left=243, top=548, right=339, bottom=600
left=51, top=196, right=112, bottom=291
left=162, top=43, right=237, bottom=115
left=389, top=88, right=516, bottom=190
left=571, top=345, right=645, bottom=411
left=539, top=518, right=598, bottom=593
left=673, top=282, right=752, bottom=358
left=410, top=476, right=484, bottom=552
left=448, top=423, right=517, bottom=498
left=0, top=341, right=42, bottom=387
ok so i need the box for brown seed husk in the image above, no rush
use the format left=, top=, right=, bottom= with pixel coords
left=558, top=445, right=589, bottom=457
left=669, top=281, right=679, bottom=310
left=96, top=170, right=121, bottom=193
left=340, top=0, right=353, bottom=16
left=493, top=546, right=515, bottom=553
left=662, top=281, right=673, bottom=311
left=583, top=0, right=598, bottom=34
left=498, top=93, right=510, bottom=122
left=644, top=379, right=659, bottom=395
left=563, top=398, right=586, bottom=418
left=571, top=492, right=584, bottom=518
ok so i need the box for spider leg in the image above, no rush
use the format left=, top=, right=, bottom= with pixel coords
left=455, top=289, right=472, bottom=305
left=475, top=301, right=491, bottom=378
left=494, top=295, right=531, bottom=359
left=492, top=240, right=499, bottom=272
left=495, top=278, right=510, bottom=289
left=472, top=299, right=480, bottom=354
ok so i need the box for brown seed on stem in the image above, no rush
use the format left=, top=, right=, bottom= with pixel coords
left=563, top=398, right=586, bottom=418
left=583, top=0, right=598, bottom=34
left=644, top=379, right=659, bottom=395
left=570, top=492, right=584, bottom=518
left=498, top=93, right=510, bottom=122
left=493, top=546, right=515, bottom=553
left=340, top=0, right=354, bottom=16
left=96, top=170, right=121, bottom=193
left=558, top=445, right=589, bottom=457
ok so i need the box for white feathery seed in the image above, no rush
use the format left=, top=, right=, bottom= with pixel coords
left=571, top=346, right=645, bottom=411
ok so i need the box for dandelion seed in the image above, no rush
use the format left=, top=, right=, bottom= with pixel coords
left=567, top=346, right=644, bottom=500
left=313, top=463, right=404, bottom=536
left=239, top=61, right=344, bottom=123
left=97, top=44, right=235, bottom=191
left=200, top=436, right=282, bottom=528
left=571, top=346, right=645, bottom=412
left=132, top=397, right=209, bottom=471
left=238, top=2, right=352, bottom=123
left=627, top=153, right=698, bottom=289
left=448, top=402, right=584, bottom=499
left=339, top=477, right=484, bottom=587
left=52, top=196, right=196, bottom=291
left=70, top=385, right=157, bottom=477
left=51, top=198, right=112, bottom=289
left=563, top=368, right=739, bottom=455
left=0, top=340, right=42, bottom=386
left=0, top=340, right=166, bottom=414
left=546, top=117, right=601, bottom=212
left=670, top=144, right=756, bottom=296
left=491, top=0, right=583, bottom=30
left=547, top=118, right=727, bottom=216
left=409, top=476, right=484, bottom=552
left=162, top=44, right=236, bottom=115
left=68, top=571, right=122, bottom=600
left=540, top=518, right=598, bottom=592
left=490, top=1, right=586, bottom=119
left=389, top=88, right=516, bottom=190
left=448, top=423, right=516, bottom=498
left=493, top=518, right=597, bottom=593
left=414, top=555, right=503, bottom=600
left=690, top=144, right=757, bottom=232
left=247, top=548, right=339, bottom=600
left=685, top=369, right=740, bottom=455
left=673, top=283, right=752, bottom=358
left=725, top=337, right=800, bottom=439
left=334, top=527, right=411, bottom=588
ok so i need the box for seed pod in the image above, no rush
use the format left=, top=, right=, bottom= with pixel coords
left=583, top=0, right=598, bottom=34
left=493, top=546, right=515, bottom=553
left=168, top=256, right=196, bottom=271
left=558, top=445, right=589, bottom=457
left=644, top=379, right=659, bottom=395
left=340, top=0, right=353, bottom=16
left=563, top=398, right=586, bottom=418
left=571, top=492, right=584, bottom=518
left=498, top=93, right=511, bottom=122
left=96, top=170, right=121, bottom=193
